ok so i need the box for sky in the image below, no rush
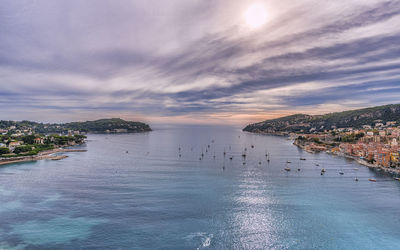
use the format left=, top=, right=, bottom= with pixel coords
left=1, top=0, right=400, bottom=125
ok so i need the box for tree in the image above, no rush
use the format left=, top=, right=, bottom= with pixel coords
left=22, top=135, right=36, bottom=144
left=13, top=145, right=32, bottom=154
left=0, top=147, right=10, bottom=155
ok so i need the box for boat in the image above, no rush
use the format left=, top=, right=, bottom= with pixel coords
left=339, top=171, right=344, bottom=175
left=369, top=178, right=377, bottom=182
left=354, top=178, right=359, bottom=181
left=284, top=167, right=291, bottom=172
left=300, top=158, right=306, bottom=160
left=315, top=163, right=320, bottom=166
left=321, top=168, right=326, bottom=173
left=251, top=145, right=254, bottom=148
left=229, top=157, right=233, bottom=160
left=394, top=178, right=400, bottom=181
left=297, top=168, right=301, bottom=171
left=354, top=168, right=359, bottom=171
left=286, top=160, right=291, bottom=163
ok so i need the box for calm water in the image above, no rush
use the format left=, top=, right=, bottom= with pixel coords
left=1, top=125, right=400, bottom=249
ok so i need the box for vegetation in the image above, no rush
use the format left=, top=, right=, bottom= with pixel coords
left=243, top=104, right=400, bottom=133
left=64, top=118, right=151, bottom=133
left=0, top=147, right=10, bottom=155
left=0, top=118, right=151, bottom=134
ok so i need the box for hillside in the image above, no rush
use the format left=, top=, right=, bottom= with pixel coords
left=243, top=104, right=400, bottom=134
left=0, top=118, right=151, bottom=134
left=65, top=118, right=151, bottom=133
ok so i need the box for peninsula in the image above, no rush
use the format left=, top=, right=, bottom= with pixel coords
left=244, top=104, right=400, bottom=174
left=0, top=118, right=151, bottom=165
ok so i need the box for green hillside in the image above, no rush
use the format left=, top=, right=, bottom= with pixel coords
left=243, top=104, right=400, bottom=134
left=0, top=118, right=151, bottom=134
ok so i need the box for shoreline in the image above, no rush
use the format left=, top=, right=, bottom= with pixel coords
left=293, top=137, right=400, bottom=176
left=249, top=131, right=400, bottom=177
left=0, top=147, right=87, bottom=166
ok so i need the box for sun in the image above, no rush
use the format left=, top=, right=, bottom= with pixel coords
left=244, top=3, right=268, bottom=29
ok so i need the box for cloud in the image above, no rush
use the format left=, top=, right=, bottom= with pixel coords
left=0, top=0, right=399, bottom=124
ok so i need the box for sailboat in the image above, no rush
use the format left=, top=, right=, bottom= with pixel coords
left=284, top=163, right=291, bottom=172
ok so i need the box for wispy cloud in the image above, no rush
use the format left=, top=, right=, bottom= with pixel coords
left=0, top=0, right=399, bottom=124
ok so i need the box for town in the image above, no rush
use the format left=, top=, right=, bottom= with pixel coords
left=0, top=125, right=86, bottom=158
left=293, top=120, right=400, bottom=172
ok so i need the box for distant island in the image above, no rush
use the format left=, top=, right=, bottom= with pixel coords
left=243, top=104, right=400, bottom=175
left=0, top=118, right=151, bottom=165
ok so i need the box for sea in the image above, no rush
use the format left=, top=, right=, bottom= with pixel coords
left=1, top=124, right=400, bottom=249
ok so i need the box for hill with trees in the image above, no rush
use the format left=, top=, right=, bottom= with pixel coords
left=243, top=104, right=400, bottom=134
left=0, top=118, right=151, bottom=134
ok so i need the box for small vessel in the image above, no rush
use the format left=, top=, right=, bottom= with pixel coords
left=229, top=157, right=233, bottom=160
left=339, top=171, right=344, bottom=175
left=179, top=154, right=181, bottom=157
left=354, top=178, right=359, bottom=181
left=321, top=168, right=326, bottom=173
left=297, top=168, right=301, bottom=171
left=126, top=151, right=129, bottom=153
left=287, top=160, right=292, bottom=163
left=354, top=168, right=359, bottom=171
left=284, top=167, right=291, bottom=172
left=259, top=161, right=262, bottom=165
left=369, top=178, right=377, bottom=182
left=300, top=158, right=306, bottom=160
left=394, top=177, right=400, bottom=181
left=315, top=163, right=320, bottom=166
left=242, top=153, right=246, bottom=158
left=251, top=145, right=254, bottom=148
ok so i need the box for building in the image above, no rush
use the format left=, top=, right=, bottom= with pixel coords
left=376, top=151, right=391, bottom=167
left=34, top=138, right=44, bottom=144
left=8, top=141, right=22, bottom=151
left=391, top=139, right=399, bottom=148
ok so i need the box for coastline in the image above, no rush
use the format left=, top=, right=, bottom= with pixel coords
left=0, top=147, right=87, bottom=166
left=293, top=137, right=400, bottom=176
left=250, top=131, right=400, bottom=177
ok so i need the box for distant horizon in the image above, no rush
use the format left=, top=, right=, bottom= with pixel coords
left=1, top=102, right=398, bottom=127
